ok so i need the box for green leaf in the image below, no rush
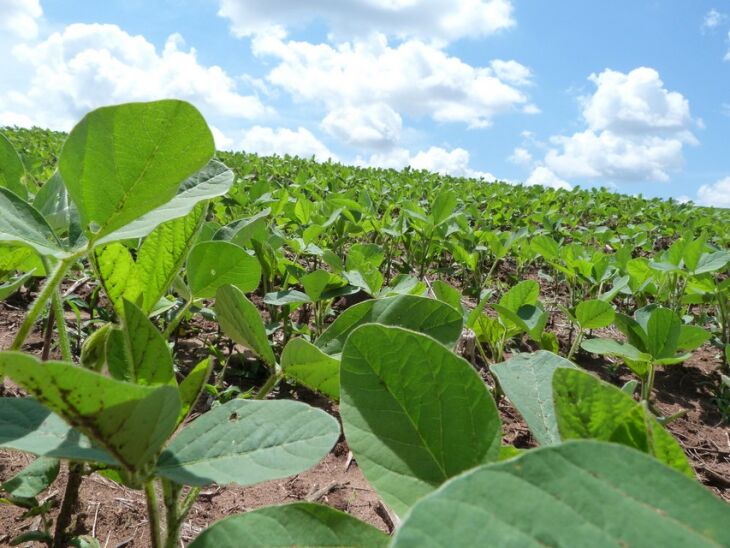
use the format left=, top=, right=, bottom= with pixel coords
left=59, top=100, right=214, bottom=241
left=575, top=300, right=615, bottom=330
left=431, top=190, right=457, bottom=225
left=431, top=280, right=463, bottom=313
left=316, top=295, right=463, bottom=356
left=490, top=351, right=577, bottom=446
left=497, top=280, right=539, bottom=312
left=105, top=299, right=175, bottom=386
left=215, top=285, right=276, bottom=366
left=392, top=441, right=730, bottom=548
left=677, top=325, right=710, bottom=352
left=96, top=159, right=232, bottom=244
left=682, top=237, right=706, bottom=272
left=0, top=397, right=116, bottom=465
left=493, top=303, right=546, bottom=340
left=340, top=325, right=501, bottom=517
left=188, top=240, right=261, bottom=299
left=156, top=399, right=339, bottom=486
left=0, top=270, right=34, bottom=300
left=0, top=132, right=26, bottom=199
left=0, top=352, right=180, bottom=476
left=133, top=202, right=206, bottom=312
left=33, top=172, right=79, bottom=240
left=2, top=457, right=59, bottom=499
left=554, top=368, right=692, bottom=475
left=693, top=251, right=730, bottom=275
left=300, top=269, right=336, bottom=301
left=281, top=338, right=340, bottom=400
left=646, top=307, right=680, bottom=359
left=531, top=235, right=560, bottom=261
left=581, top=338, right=651, bottom=363
left=93, top=243, right=143, bottom=315
left=189, top=503, right=389, bottom=548
left=614, top=313, right=649, bottom=352
left=263, top=289, right=311, bottom=306
left=178, top=358, right=212, bottom=424
left=0, top=188, right=66, bottom=258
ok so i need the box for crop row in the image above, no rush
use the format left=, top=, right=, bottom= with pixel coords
left=0, top=101, right=728, bottom=546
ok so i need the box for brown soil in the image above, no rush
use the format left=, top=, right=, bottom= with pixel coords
left=1, top=272, right=729, bottom=546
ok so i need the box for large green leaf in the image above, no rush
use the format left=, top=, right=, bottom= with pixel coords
left=340, top=325, right=501, bottom=517
left=93, top=243, right=143, bottom=314
left=59, top=100, right=214, bottom=242
left=0, top=132, right=26, bottom=199
left=498, top=280, right=539, bottom=312
left=96, top=159, right=232, bottom=244
left=575, top=299, right=615, bottom=329
left=392, top=441, right=730, bottom=547
left=189, top=503, right=388, bottom=548
left=0, top=270, right=34, bottom=300
left=490, top=351, right=577, bottom=446
left=0, top=188, right=66, bottom=257
left=553, top=368, right=692, bottom=476
left=315, top=295, right=463, bottom=356
left=133, top=202, right=206, bottom=312
left=281, top=338, right=340, bottom=400
left=188, top=240, right=261, bottom=299
left=1, top=456, right=60, bottom=499
left=581, top=338, right=651, bottom=363
left=0, top=352, right=180, bottom=476
left=105, top=299, right=176, bottom=386
left=646, top=307, right=680, bottom=359
left=215, top=285, right=276, bottom=366
left=156, top=399, right=339, bottom=486
left=0, top=397, right=116, bottom=465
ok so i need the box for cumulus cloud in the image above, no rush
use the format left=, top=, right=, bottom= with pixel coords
left=321, top=103, right=402, bottom=149
left=703, top=9, right=727, bottom=30
left=0, top=0, right=42, bottom=40
left=508, top=147, right=532, bottom=165
left=0, top=23, right=269, bottom=130
left=525, top=166, right=572, bottom=190
left=253, top=32, right=531, bottom=138
left=696, top=177, right=730, bottom=208
left=239, top=126, right=337, bottom=159
left=363, top=146, right=496, bottom=180
left=218, top=0, right=514, bottom=43
left=536, top=67, right=696, bottom=184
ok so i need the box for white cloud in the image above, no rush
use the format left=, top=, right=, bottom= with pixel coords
left=210, top=125, right=234, bottom=150
left=253, top=32, right=531, bottom=137
left=525, top=166, right=572, bottom=190
left=508, top=147, right=532, bottom=165
left=364, top=146, right=495, bottom=180
left=703, top=9, right=727, bottom=30
left=490, top=59, right=532, bottom=86
left=696, top=177, right=730, bottom=208
left=0, top=23, right=270, bottom=130
left=537, top=67, right=696, bottom=184
left=321, top=103, right=402, bottom=149
left=218, top=0, right=514, bottom=43
left=0, top=0, right=42, bottom=40
left=239, top=126, right=337, bottom=159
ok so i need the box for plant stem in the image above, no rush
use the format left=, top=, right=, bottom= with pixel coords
left=52, top=463, right=84, bottom=548
left=567, top=328, right=583, bottom=361
left=10, top=258, right=73, bottom=351
left=256, top=370, right=283, bottom=400
left=144, top=481, right=162, bottom=548
left=51, top=289, right=72, bottom=362
left=162, top=480, right=183, bottom=548
left=163, top=299, right=194, bottom=340
left=641, top=363, right=656, bottom=403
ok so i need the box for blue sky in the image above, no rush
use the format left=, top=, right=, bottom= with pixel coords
left=1, top=1, right=729, bottom=206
